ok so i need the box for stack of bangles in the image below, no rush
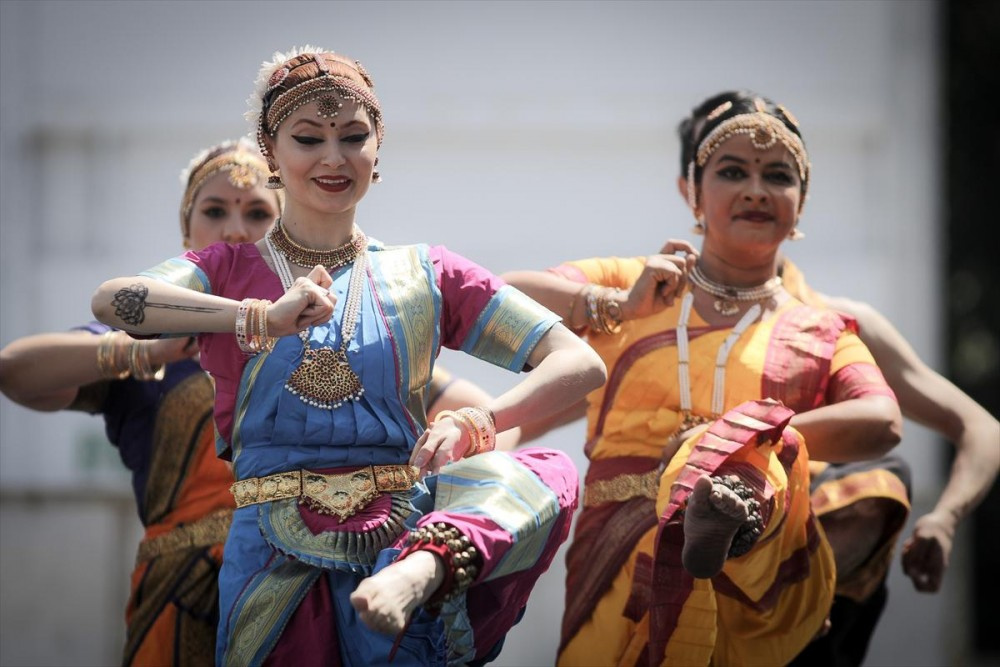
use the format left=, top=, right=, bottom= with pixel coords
left=580, top=285, right=625, bottom=335
left=235, top=298, right=275, bottom=355
left=434, top=406, right=497, bottom=457
left=96, top=330, right=166, bottom=381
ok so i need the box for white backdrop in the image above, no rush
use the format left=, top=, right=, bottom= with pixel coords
left=0, top=1, right=965, bottom=665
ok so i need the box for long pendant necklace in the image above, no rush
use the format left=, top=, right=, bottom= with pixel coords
left=265, top=230, right=367, bottom=409
left=689, top=263, right=781, bottom=316
left=674, top=290, right=762, bottom=434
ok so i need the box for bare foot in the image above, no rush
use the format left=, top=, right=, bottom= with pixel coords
left=682, top=475, right=750, bottom=578
left=350, top=551, right=445, bottom=635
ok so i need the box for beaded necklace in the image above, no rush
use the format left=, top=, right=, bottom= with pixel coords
left=267, top=218, right=367, bottom=270
left=689, top=263, right=782, bottom=317
left=265, top=230, right=367, bottom=409
left=674, top=291, right=762, bottom=435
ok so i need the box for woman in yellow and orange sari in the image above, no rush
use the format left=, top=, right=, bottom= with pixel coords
left=504, top=91, right=903, bottom=666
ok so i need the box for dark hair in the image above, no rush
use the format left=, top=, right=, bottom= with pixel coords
left=676, top=90, right=807, bottom=194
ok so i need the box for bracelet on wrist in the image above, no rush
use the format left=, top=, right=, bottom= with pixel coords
left=96, top=331, right=131, bottom=380
left=236, top=298, right=275, bottom=355
left=433, top=406, right=497, bottom=457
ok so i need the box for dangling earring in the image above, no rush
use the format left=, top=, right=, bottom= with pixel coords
left=266, top=169, right=284, bottom=190
left=371, top=156, right=381, bottom=184
left=788, top=227, right=805, bottom=241
left=182, top=237, right=191, bottom=249
left=691, top=213, right=705, bottom=235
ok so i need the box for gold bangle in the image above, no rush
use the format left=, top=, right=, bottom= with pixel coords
left=567, top=284, right=588, bottom=328
left=459, top=406, right=496, bottom=453
left=598, top=288, right=624, bottom=335
left=140, top=341, right=166, bottom=381
left=235, top=298, right=254, bottom=354
left=433, top=409, right=482, bottom=456
left=128, top=340, right=164, bottom=381
left=96, top=331, right=130, bottom=379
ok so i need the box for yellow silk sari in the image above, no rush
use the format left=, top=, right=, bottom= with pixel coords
left=554, top=256, right=888, bottom=667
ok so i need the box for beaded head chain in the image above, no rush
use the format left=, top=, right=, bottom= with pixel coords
left=246, top=45, right=385, bottom=166
left=686, top=97, right=810, bottom=215
left=179, top=138, right=272, bottom=236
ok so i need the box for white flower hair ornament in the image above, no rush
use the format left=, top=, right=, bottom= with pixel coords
left=244, top=45, right=328, bottom=138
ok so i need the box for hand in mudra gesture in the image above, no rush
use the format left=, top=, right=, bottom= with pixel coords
left=266, top=265, right=337, bottom=337
left=621, top=239, right=699, bottom=321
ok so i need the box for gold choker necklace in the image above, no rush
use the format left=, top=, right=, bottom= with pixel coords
left=689, top=264, right=782, bottom=316
left=267, top=219, right=367, bottom=270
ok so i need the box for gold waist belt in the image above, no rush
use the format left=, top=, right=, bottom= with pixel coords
left=135, top=509, right=233, bottom=564
left=230, top=465, right=420, bottom=520
left=583, top=469, right=660, bottom=508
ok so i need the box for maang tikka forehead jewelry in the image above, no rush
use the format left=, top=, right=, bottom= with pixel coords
left=694, top=103, right=810, bottom=184
left=180, top=146, right=269, bottom=223
left=685, top=98, right=811, bottom=224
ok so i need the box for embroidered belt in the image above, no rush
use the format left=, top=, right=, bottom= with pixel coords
left=583, top=469, right=660, bottom=508
left=135, top=509, right=233, bottom=564
left=230, top=465, right=420, bottom=520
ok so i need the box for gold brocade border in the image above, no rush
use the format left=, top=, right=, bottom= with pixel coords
left=145, top=370, right=216, bottom=523
left=369, top=245, right=437, bottom=430
left=260, top=493, right=413, bottom=569
left=140, top=257, right=211, bottom=293
left=583, top=469, right=660, bottom=508
left=434, top=452, right=560, bottom=580
left=465, top=286, right=559, bottom=371
left=135, top=509, right=233, bottom=564
left=229, top=349, right=271, bottom=470
left=224, top=558, right=319, bottom=667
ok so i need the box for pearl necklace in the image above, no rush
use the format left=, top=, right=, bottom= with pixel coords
left=265, top=231, right=367, bottom=409
left=674, top=291, right=762, bottom=434
left=689, top=263, right=782, bottom=316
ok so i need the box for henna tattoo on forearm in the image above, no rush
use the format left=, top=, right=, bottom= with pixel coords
left=111, top=283, right=222, bottom=326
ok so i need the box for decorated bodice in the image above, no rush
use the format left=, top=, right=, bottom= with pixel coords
left=139, top=239, right=559, bottom=480
left=551, top=257, right=884, bottom=462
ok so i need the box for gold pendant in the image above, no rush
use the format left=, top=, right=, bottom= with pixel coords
left=286, top=346, right=364, bottom=408
left=713, top=298, right=740, bottom=316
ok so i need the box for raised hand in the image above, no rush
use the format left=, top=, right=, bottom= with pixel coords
left=265, top=265, right=337, bottom=337
left=621, top=239, right=699, bottom=321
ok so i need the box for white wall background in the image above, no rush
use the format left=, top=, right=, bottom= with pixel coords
left=0, top=1, right=969, bottom=665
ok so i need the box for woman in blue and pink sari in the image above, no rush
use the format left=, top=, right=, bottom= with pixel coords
left=92, top=46, right=606, bottom=667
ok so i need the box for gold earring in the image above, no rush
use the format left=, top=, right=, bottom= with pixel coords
left=691, top=212, right=705, bottom=235
left=788, top=227, right=805, bottom=241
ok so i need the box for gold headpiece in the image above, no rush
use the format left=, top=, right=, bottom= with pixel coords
left=179, top=139, right=271, bottom=233
left=695, top=111, right=809, bottom=180
left=246, top=46, right=384, bottom=165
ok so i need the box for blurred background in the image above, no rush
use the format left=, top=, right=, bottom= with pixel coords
left=1, top=1, right=996, bottom=665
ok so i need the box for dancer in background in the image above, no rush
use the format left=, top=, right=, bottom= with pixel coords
left=674, top=92, right=996, bottom=666
left=0, top=138, right=279, bottom=665
left=504, top=91, right=902, bottom=665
